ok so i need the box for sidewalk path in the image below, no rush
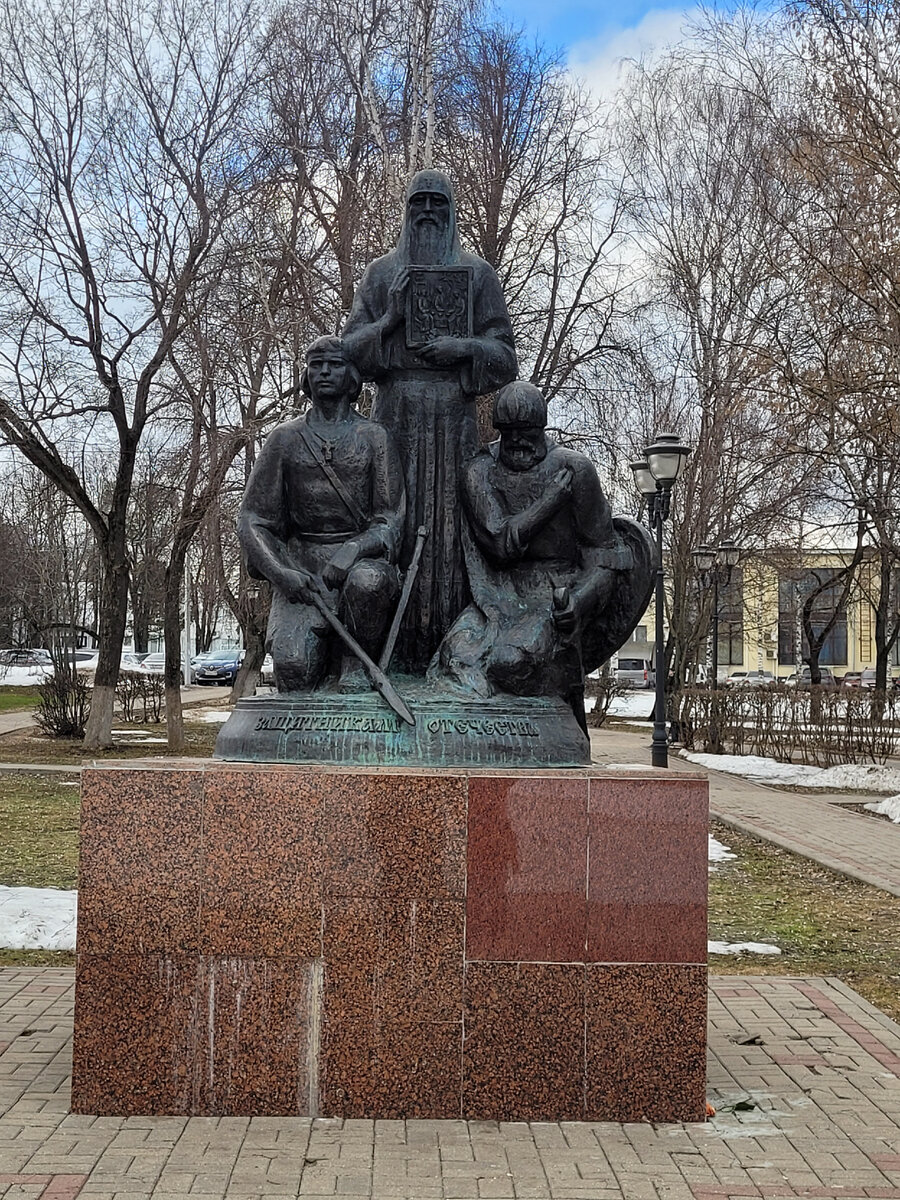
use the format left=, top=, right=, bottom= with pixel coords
left=592, top=725, right=900, bottom=898
left=0, top=711, right=36, bottom=737
left=2, top=967, right=900, bottom=1198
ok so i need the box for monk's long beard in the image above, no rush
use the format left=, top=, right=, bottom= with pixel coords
left=408, top=220, right=453, bottom=265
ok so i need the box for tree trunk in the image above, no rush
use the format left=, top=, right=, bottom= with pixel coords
left=163, top=554, right=186, bottom=753
left=130, top=582, right=151, bottom=654
left=232, top=626, right=266, bottom=702
left=83, top=551, right=130, bottom=750
left=874, top=551, right=892, bottom=692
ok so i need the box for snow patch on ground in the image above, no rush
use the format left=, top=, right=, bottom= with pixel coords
left=608, top=692, right=656, bottom=718
left=709, top=835, right=737, bottom=865
left=681, top=751, right=900, bottom=794
left=196, top=710, right=230, bottom=723
left=0, top=886, right=76, bottom=950
left=708, top=940, right=781, bottom=956
left=0, top=666, right=52, bottom=686
left=864, top=795, right=900, bottom=823
left=110, top=733, right=168, bottom=744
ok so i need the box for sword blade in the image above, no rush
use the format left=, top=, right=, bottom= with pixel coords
left=310, top=592, right=416, bottom=726
left=379, top=525, right=429, bottom=673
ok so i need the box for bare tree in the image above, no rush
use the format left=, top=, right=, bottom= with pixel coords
left=610, top=37, right=814, bottom=688
left=0, top=0, right=264, bottom=747
left=0, top=457, right=97, bottom=654
left=441, top=25, right=632, bottom=412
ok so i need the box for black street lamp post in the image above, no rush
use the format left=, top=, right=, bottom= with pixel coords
left=692, top=539, right=742, bottom=751
left=630, top=433, right=693, bottom=768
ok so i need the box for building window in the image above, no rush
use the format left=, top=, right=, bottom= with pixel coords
left=778, top=569, right=848, bottom=667
left=717, top=567, right=743, bottom=665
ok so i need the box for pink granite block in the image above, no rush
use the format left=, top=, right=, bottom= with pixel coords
left=466, top=777, right=588, bottom=962
left=322, top=773, right=467, bottom=898
left=78, top=769, right=202, bottom=954
left=585, top=963, right=707, bottom=1122
left=72, top=953, right=318, bottom=1116
left=587, top=777, right=707, bottom=963
left=200, top=956, right=317, bottom=1115
left=72, top=954, right=202, bottom=1114
left=200, top=769, right=322, bottom=957
left=323, top=896, right=463, bottom=1022
left=322, top=1016, right=462, bottom=1118
left=462, top=962, right=585, bottom=1119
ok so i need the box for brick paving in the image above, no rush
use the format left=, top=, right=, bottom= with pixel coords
left=590, top=727, right=900, bottom=898
left=2, top=968, right=900, bottom=1198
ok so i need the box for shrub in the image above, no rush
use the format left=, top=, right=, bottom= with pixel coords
left=35, top=668, right=89, bottom=738
left=675, top=685, right=900, bottom=765
left=115, top=670, right=164, bottom=723
left=585, top=667, right=628, bottom=728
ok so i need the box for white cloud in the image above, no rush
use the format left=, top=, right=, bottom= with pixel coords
left=568, top=6, right=702, bottom=100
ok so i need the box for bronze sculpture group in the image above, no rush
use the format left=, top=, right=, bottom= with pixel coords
left=230, top=169, right=654, bottom=766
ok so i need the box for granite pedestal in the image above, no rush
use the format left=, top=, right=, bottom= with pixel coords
left=72, top=762, right=708, bottom=1122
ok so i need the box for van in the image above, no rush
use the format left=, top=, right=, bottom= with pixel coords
left=615, top=656, right=655, bottom=690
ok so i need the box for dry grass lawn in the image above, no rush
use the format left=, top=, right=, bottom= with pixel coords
left=709, top=816, right=900, bottom=1022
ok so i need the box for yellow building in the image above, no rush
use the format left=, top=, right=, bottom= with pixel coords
left=637, top=543, right=898, bottom=683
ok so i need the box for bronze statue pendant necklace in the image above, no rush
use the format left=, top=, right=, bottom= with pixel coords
left=306, top=422, right=349, bottom=463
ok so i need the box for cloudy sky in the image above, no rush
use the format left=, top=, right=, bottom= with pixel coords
left=493, top=0, right=701, bottom=94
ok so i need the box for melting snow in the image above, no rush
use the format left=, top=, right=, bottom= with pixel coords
left=0, top=666, right=52, bottom=686
left=709, top=835, right=737, bottom=865
left=708, top=940, right=781, bottom=956
left=0, top=886, right=76, bottom=950
left=864, top=795, right=900, bottom=823
left=681, top=751, right=900, bottom=794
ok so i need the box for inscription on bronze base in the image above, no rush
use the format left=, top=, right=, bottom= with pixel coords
left=215, top=684, right=588, bottom=769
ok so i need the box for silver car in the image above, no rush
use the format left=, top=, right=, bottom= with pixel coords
left=614, top=657, right=655, bottom=689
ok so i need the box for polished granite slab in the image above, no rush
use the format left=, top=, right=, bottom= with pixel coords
left=72, top=762, right=708, bottom=1121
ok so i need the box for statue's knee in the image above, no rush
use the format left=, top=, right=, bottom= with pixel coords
left=345, top=560, right=396, bottom=602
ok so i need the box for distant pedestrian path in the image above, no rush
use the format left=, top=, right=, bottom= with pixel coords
left=592, top=725, right=900, bottom=898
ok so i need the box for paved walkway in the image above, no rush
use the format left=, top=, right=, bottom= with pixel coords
left=591, top=726, right=900, bottom=898
left=0, top=711, right=36, bottom=737
left=2, top=967, right=900, bottom=1198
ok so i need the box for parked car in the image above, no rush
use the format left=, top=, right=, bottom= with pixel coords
left=724, top=670, right=775, bottom=688
left=0, top=647, right=52, bottom=667
left=614, top=656, right=655, bottom=690
left=795, top=666, right=838, bottom=690
left=841, top=671, right=863, bottom=689
left=74, top=651, right=143, bottom=678
left=139, top=651, right=186, bottom=685
left=193, top=648, right=243, bottom=686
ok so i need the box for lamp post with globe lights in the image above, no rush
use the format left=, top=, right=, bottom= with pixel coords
left=630, top=433, right=693, bottom=768
left=692, top=539, right=742, bottom=752
left=692, top=539, right=742, bottom=691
